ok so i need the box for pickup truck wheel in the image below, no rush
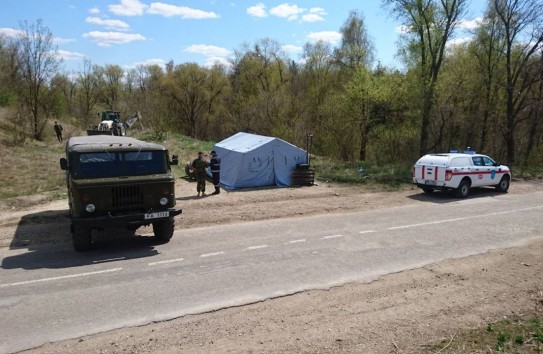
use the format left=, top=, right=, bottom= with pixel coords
left=422, top=187, right=434, bottom=194
left=495, top=176, right=510, bottom=192
left=455, top=180, right=470, bottom=198
left=73, top=225, right=92, bottom=251
left=153, top=217, right=174, bottom=243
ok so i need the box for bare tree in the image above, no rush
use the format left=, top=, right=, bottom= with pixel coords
left=15, top=19, right=62, bottom=140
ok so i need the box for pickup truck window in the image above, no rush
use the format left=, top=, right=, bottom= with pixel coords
left=449, top=157, right=470, bottom=167
left=472, top=156, right=484, bottom=166
left=482, top=156, right=495, bottom=166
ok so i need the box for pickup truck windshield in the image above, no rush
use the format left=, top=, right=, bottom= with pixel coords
left=72, top=150, right=168, bottom=178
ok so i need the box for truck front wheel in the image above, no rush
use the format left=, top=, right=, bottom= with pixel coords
left=73, top=225, right=92, bottom=251
left=153, top=217, right=174, bottom=243
left=495, top=176, right=510, bottom=192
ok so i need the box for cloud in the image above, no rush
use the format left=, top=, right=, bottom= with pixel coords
left=109, top=0, right=148, bottom=16
left=185, top=44, right=231, bottom=58
left=395, top=25, right=411, bottom=34
left=130, top=58, right=167, bottom=68
left=57, top=50, right=86, bottom=61
left=247, top=3, right=267, bottom=17
left=307, top=31, right=342, bottom=44
left=83, top=31, right=146, bottom=46
left=86, top=17, right=130, bottom=30
left=0, top=27, right=23, bottom=38
left=447, top=37, right=473, bottom=47
left=270, top=3, right=305, bottom=21
left=53, top=37, right=76, bottom=45
left=282, top=44, right=303, bottom=53
left=185, top=44, right=231, bottom=67
left=147, top=3, right=218, bottom=19
left=204, top=56, right=230, bottom=67
left=89, top=7, right=100, bottom=14
left=250, top=3, right=326, bottom=22
left=301, top=13, right=324, bottom=22
left=457, top=17, right=483, bottom=31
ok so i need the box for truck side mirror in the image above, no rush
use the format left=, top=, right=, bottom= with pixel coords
left=170, top=154, right=179, bottom=166
left=60, top=158, right=68, bottom=170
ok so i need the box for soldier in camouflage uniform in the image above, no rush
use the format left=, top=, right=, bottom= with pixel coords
left=192, top=152, right=209, bottom=197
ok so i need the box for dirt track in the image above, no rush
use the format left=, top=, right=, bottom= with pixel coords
left=1, top=179, right=542, bottom=353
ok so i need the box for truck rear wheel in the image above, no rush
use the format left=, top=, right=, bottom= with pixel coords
left=73, top=225, right=92, bottom=251
left=455, top=180, right=470, bottom=198
left=153, top=217, right=174, bottom=243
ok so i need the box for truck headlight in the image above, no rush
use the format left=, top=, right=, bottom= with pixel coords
left=159, top=197, right=168, bottom=206
left=85, top=203, right=96, bottom=213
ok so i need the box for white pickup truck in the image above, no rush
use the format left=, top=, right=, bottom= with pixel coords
left=412, top=151, right=511, bottom=198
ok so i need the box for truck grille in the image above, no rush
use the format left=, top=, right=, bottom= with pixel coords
left=111, top=186, right=144, bottom=208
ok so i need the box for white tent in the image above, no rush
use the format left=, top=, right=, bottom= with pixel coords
left=211, top=132, right=307, bottom=189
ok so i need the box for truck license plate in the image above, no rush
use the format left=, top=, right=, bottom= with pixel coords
left=425, top=180, right=436, bottom=185
left=145, top=211, right=169, bottom=220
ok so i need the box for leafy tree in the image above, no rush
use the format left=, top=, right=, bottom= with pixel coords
left=96, top=64, right=124, bottom=110
left=15, top=19, right=62, bottom=140
left=383, top=0, right=468, bottom=155
left=165, top=63, right=211, bottom=138
left=229, top=39, right=291, bottom=136
left=335, top=10, right=375, bottom=70
left=471, top=6, right=506, bottom=153
left=76, top=58, right=100, bottom=127
left=491, top=0, right=543, bottom=165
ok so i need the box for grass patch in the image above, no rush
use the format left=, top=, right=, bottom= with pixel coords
left=428, top=316, right=543, bottom=353
left=0, top=140, right=66, bottom=200
left=311, top=156, right=413, bottom=189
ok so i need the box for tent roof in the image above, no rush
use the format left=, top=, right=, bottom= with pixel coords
left=215, top=132, right=275, bottom=152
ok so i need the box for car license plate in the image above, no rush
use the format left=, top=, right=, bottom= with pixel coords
left=145, top=211, right=169, bottom=220
left=425, top=180, right=436, bottom=185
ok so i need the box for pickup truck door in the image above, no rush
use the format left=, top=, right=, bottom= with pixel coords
left=470, top=156, right=486, bottom=187
left=482, top=156, right=498, bottom=185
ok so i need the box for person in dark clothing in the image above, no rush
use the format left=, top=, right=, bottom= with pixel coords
left=209, top=150, right=221, bottom=195
left=192, top=152, right=208, bottom=197
left=53, top=121, right=63, bottom=142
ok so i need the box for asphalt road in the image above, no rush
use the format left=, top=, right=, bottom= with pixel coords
left=1, top=191, right=542, bottom=353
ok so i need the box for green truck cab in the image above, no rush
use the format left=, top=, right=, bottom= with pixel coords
left=59, top=135, right=182, bottom=251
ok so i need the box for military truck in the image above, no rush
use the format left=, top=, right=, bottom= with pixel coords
left=87, top=111, right=141, bottom=136
left=59, top=135, right=182, bottom=251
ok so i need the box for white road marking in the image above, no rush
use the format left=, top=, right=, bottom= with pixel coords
left=389, top=206, right=543, bottom=230
left=0, top=268, right=123, bottom=288
left=148, top=258, right=184, bottom=266
left=242, top=245, right=268, bottom=251
left=199, top=251, right=225, bottom=258
left=286, top=239, right=306, bottom=244
left=359, top=230, right=376, bottom=234
left=322, top=234, right=343, bottom=240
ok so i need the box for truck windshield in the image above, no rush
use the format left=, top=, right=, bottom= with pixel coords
left=72, top=150, right=168, bottom=178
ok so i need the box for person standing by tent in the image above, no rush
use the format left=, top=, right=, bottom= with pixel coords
left=209, top=150, right=221, bottom=195
left=192, top=152, right=209, bottom=197
left=53, top=121, right=63, bottom=142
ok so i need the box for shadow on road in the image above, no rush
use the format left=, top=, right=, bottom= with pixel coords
left=408, top=186, right=506, bottom=203
left=3, top=209, right=161, bottom=270
left=2, top=236, right=160, bottom=270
